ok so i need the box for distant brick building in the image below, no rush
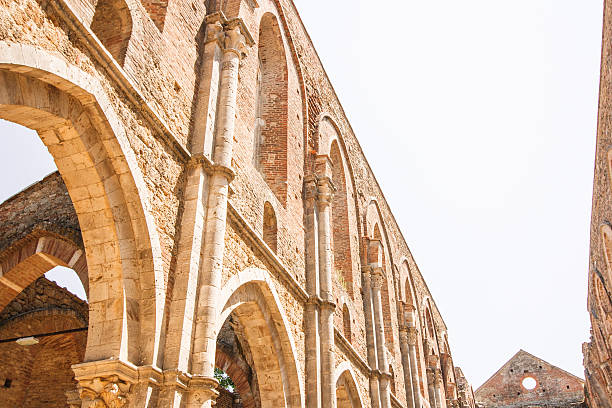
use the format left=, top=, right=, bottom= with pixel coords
left=584, top=0, right=612, bottom=406
left=0, top=0, right=476, bottom=407
left=475, top=350, right=585, bottom=408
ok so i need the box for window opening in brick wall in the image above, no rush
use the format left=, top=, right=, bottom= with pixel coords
left=91, top=0, right=132, bottom=66
left=522, top=377, right=537, bottom=390
left=140, top=0, right=168, bottom=31
left=342, top=304, right=351, bottom=343
left=263, top=202, right=277, bottom=252
left=330, top=140, right=354, bottom=297
left=255, top=13, right=288, bottom=205
left=3, top=379, right=11, bottom=388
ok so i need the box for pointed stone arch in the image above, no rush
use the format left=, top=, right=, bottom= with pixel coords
left=263, top=201, right=278, bottom=252
left=216, top=268, right=304, bottom=408
left=329, top=139, right=355, bottom=297
left=91, top=0, right=133, bottom=65
left=334, top=361, right=365, bottom=408
left=255, top=12, right=289, bottom=205
left=0, top=44, right=165, bottom=365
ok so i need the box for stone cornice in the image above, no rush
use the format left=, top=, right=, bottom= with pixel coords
left=226, top=202, right=308, bottom=303
left=334, top=327, right=371, bottom=375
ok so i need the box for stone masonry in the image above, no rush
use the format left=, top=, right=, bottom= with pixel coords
left=0, top=0, right=478, bottom=407
left=585, top=0, right=612, bottom=406
left=475, top=350, right=585, bottom=408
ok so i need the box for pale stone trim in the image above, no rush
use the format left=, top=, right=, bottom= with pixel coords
left=227, top=203, right=308, bottom=301
left=217, top=267, right=305, bottom=408
left=0, top=45, right=165, bottom=365
left=0, top=276, right=24, bottom=293
left=334, top=327, right=371, bottom=375
left=334, top=361, right=366, bottom=408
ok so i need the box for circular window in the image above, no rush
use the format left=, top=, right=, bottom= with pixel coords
left=522, top=377, right=537, bottom=390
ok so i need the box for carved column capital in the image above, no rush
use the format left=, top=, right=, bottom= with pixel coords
left=316, top=177, right=335, bottom=206
left=188, top=375, right=220, bottom=401
left=204, top=12, right=254, bottom=58
left=427, top=353, right=440, bottom=368
left=78, top=375, right=132, bottom=408
left=371, top=267, right=385, bottom=289
left=407, top=326, right=419, bottom=346
left=434, top=369, right=444, bottom=385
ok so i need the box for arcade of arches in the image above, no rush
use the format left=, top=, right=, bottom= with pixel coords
left=0, top=0, right=482, bottom=407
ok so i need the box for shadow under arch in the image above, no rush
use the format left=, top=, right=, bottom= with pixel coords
left=0, top=43, right=165, bottom=365
left=334, top=361, right=365, bottom=408
left=216, top=267, right=304, bottom=408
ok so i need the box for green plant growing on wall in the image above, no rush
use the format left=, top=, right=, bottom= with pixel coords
left=214, top=367, right=235, bottom=392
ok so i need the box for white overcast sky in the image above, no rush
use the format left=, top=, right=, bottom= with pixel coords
left=0, top=0, right=603, bottom=390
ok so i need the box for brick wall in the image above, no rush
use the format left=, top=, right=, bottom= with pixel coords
left=475, top=350, right=584, bottom=408
left=0, top=278, right=88, bottom=407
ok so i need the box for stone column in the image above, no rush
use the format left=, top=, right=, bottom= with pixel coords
left=362, top=265, right=381, bottom=408
left=158, top=15, right=227, bottom=407
left=399, top=310, right=416, bottom=408
left=371, top=266, right=392, bottom=408
left=315, top=155, right=337, bottom=408
left=186, top=16, right=252, bottom=408
left=434, top=369, right=447, bottom=408
left=427, top=368, right=438, bottom=408
left=304, top=176, right=321, bottom=408
left=407, top=326, right=423, bottom=408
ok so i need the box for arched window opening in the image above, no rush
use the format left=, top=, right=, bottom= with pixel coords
left=342, top=304, right=352, bottom=343
left=373, top=224, right=394, bottom=350
left=255, top=13, right=288, bottom=205
left=263, top=202, right=277, bottom=252
left=91, top=0, right=132, bottom=66
left=140, top=0, right=168, bottom=31
left=331, top=141, right=354, bottom=297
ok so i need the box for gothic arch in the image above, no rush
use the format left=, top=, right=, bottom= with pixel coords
left=330, top=139, right=355, bottom=296
left=0, top=44, right=165, bottom=365
left=0, top=232, right=87, bottom=311
left=91, top=0, right=133, bottom=65
left=263, top=201, right=278, bottom=252
left=255, top=12, right=289, bottom=205
left=334, top=361, right=365, bottom=408
left=217, top=268, right=304, bottom=408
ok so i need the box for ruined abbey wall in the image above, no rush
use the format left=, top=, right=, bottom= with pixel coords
left=584, top=0, right=612, bottom=406
left=0, top=0, right=475, bottom=407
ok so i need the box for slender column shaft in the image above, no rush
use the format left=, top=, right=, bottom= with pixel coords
left=434, top=370, right=447, bottom=408
left=304, top=177, right=321, bottom=408
left=363, top=269, right=381, bottom=408
left=407, top=327, right=423, bottom=408
left=186, top=20, right=250, bottom=408
left=371, top=271, right=391, bottom=408
left=316, top=172, right=335, bottom=408
left=158, top=15, right=228, bottom=408
left=399, top=327, right=416, bottom=408
left=427, top=369, right=438, bottom=408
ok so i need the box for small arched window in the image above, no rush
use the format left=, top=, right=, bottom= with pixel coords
left=254, top=13, right=288, bottom=205
left=331, top=140, right=354, bottom=296
left=263, top=202, right=277, bottom=252
left=91, top=0, right=132, bottom=66
left=342, top=304, right=351, bottom=343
